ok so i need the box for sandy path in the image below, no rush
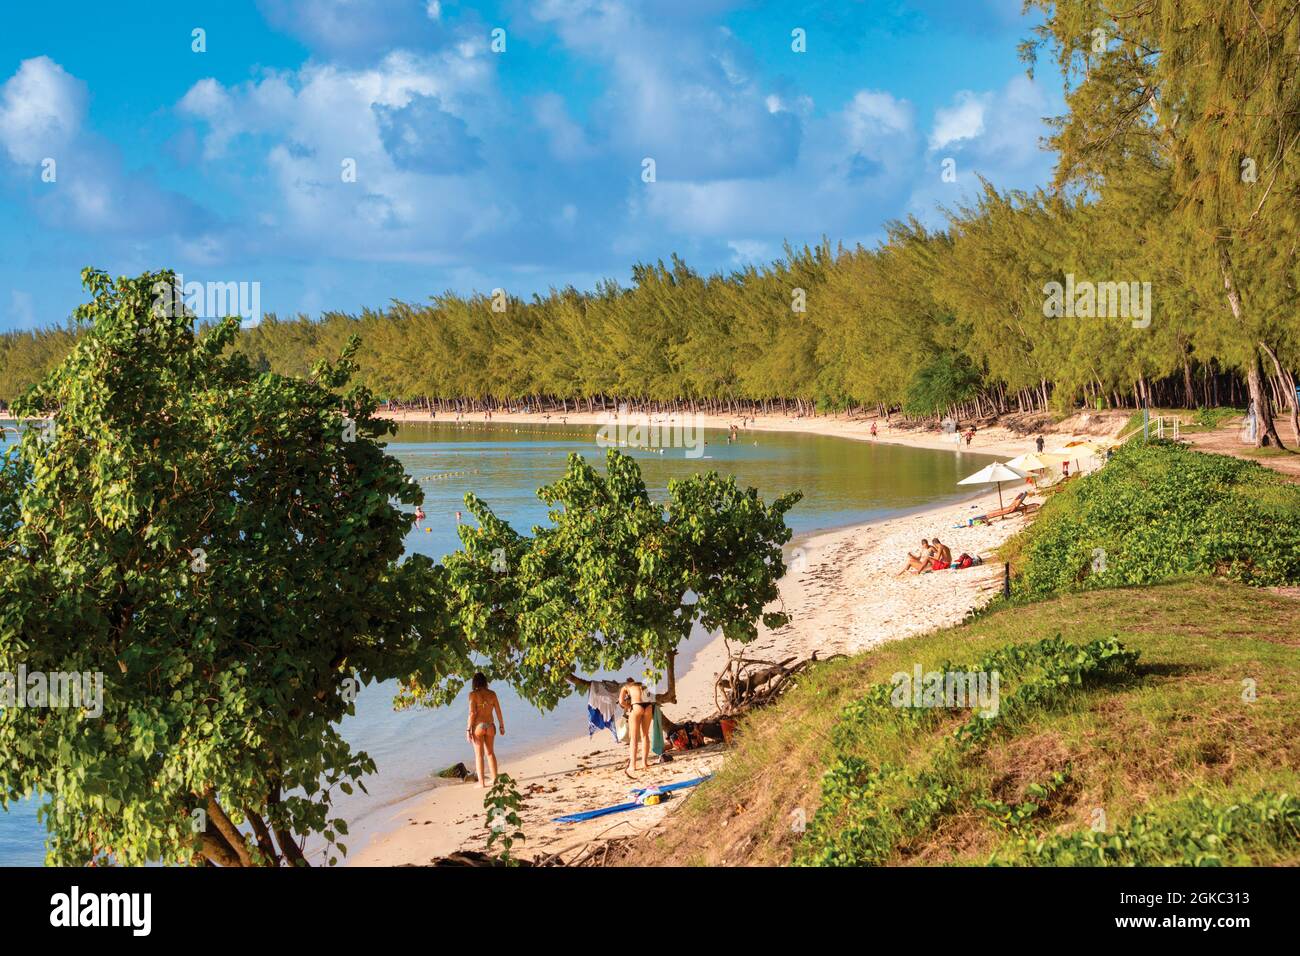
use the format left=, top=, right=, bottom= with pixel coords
left=350, top=486, right=1031, bottom=866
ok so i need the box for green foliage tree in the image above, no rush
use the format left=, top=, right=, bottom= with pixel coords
left=400, top=449, right=801, bottom=712
left=1024, top=0, right=1300, bottom=444
left=0, top=269, right=456, bottom=866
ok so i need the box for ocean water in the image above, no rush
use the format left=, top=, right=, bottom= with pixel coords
left=0, top=419, right=996, bottom=864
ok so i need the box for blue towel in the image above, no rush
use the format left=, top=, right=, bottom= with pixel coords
left=586, top=680, right=622, bottom=741
left=552, top=775, right=712, bottom=824
left=587, top=703, right=619, bottom=741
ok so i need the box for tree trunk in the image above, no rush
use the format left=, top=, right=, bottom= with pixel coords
left=1218, top=243, right=1281, bottom=447
left=1247, top=354, right=1284, bottom=448
left=1260, top=340, right=1299, bottom=445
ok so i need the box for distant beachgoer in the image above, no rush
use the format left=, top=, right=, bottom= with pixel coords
left=1035, top=434, right=1045, bottom=453
left=964, top=427, right=976, bottom=446
left=620, top=678, right=653, bottom=776
left=414, top=506, right=426, bottom=524
left=896, top=539, right=934, bottom=576
left=455, top=510, right=462, bottom=523
left=1062, top=461, right=1070, bottom=478
left=870, top=421, right=878, bottom=438
left=466, top=673, right=504, bottom=788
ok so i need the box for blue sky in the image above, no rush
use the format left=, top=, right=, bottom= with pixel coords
left=0, top=0, right=1062, bottom=331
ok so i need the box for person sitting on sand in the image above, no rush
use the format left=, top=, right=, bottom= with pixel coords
left=620, top=678, right=654, bottom=776
left=924, top=538, right=952, bottom=572
left=896, top=539, right=934, bottom=576
left=466, top=673, right=504, bottom=788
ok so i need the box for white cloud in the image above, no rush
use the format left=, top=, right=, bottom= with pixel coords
left=844, top=90, right=912, bottom=145
left=0, top=56, right=86, bottom=165
left=255, top=0, right=446, bottom=60
left=0, top=56, right=207, bottom=237
left=176, top=46, right=513, bottom=264
left=632, top=89, right=917, bottom=241
left=727, top=239, right=773, bottom=264
left=533, top=0, right=802, bottom=182
left=907, top=74, right=1057, bottom=226
left=929, top=90, right=990, bottom=150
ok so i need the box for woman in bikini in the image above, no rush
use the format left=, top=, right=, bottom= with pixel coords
left=895, top=539, right=934, bottom=576
left=620, top=678, right=654, bottom=777
left=466, top=673, right=504, bottom=788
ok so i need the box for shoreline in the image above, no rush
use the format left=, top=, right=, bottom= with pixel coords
left=374, top=406, right=1127, bottom=460
left=350, top=481, right=1032, bottom=866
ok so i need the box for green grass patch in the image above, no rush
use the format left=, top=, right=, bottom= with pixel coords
left=621, top=580, right=1300, bottom=866
left=1003, top=440, right=1300, bottom=597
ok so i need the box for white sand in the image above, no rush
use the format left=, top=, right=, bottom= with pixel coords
left=350, top=482, right=1031, bottom=866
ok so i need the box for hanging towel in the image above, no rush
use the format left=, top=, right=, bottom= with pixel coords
left=586, top=679, right=622, bottom=741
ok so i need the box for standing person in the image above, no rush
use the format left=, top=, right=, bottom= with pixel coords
left=870, top=421, right=878, bottom=438
left=1035, top=434, right=1045, bottom=453
left=620, top=678, right=653, bottom=777
left=466, top=673, right=504, bottom=789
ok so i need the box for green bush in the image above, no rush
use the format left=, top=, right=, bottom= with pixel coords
left=1012, top=441, right=1300, bottom=598
left=796, top=636, right=1141, bottom=866
left=997, top=791, right=1300, bottom=866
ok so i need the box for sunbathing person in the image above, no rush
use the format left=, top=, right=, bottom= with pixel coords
left=895, top=539, right=934, bottom=576
left=923, top=538, right=952, bottom=571
left=971, top=491, right=1030, bottom=523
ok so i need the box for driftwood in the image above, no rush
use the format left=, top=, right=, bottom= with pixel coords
left=713, top=649, right=826, bottom=716
left=657, top=648, right=837, bottom=745
left=419, top=850, right=535, bottom=867
left=542, top=835, right=640, bottom=867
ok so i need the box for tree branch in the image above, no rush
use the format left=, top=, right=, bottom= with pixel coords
left=206, top=790, right=254, bottom=867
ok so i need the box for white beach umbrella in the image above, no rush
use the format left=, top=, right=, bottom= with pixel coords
left=1005, top=452, right=1052, bottom=473
left=958, top=461, right=1026, bottom=510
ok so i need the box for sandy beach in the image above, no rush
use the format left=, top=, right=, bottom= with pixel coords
left=351, top=482, right=1033, bottom=866
left=375, top=405, right=1126, bottom=459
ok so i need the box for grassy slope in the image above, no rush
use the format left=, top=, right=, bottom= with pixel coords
left=623, top=443, right=1300, bottom=866
left=624, top=579, right=1300, bottom=866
